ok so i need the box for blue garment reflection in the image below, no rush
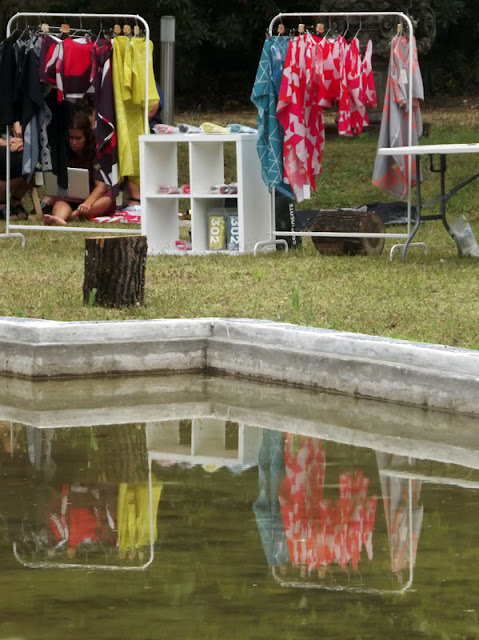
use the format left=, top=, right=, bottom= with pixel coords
left=253, top=429, right=290, bottom=567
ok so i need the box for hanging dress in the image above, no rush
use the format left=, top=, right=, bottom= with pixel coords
left=372, top=35, right=424, bottom=198
left=277, top=34, right=323, bottom=202
left=251, top=35, right=292, bottom=197
left=112, top=35, right=159, bottom=184
left=91, top=38, right=119, bottom=195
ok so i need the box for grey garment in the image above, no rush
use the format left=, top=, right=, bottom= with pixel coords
left=39, top=93, right=52, bottom=172
left=372, top=36, right=424, bottom=199
left=33, top=35, right=53, bottom=172
left=20, top=36, right=51, bottom=179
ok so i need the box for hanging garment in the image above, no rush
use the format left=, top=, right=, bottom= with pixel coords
left=372, top=35, right=424, bottom=198
left=277, top=34, right=324, bottom=202
left=253, top=429, right=290, bottom=568
left=56, top=36, right=95, bottom=103
left=18, top=36, right=49, bottom=181
left=91, top=38, right=119, bottom=195
left=0, top=35, right=20, bottom=126
left=117, top=481, right=163, bottom=553
left=112, top=35, right=159, bottom=181
left=38, top=33, right=62, bottom=89
left=376, top=452, right=424, bottom=575
left=278, top=434, right=326, bottom=568
left=360, top=39, right=377, bottom=110
left=251, top=36, right=292, bottom=196
left=279, top=434, right=377, bottom=573
left=316, top=36, right=346, bottom=108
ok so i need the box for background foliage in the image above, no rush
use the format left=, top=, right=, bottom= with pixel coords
left=1, top=1, right=479, bottom=108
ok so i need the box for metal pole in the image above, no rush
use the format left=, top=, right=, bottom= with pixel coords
left=160, top=16, right=175, bottom=125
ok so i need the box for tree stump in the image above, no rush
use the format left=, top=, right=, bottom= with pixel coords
left=83, top=235, right=147, bottom=307
left=310, top=209, right=385, bottom=256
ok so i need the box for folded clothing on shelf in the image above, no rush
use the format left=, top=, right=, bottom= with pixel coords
left=175, top=239, right=192, bottom=250
left=210, top=183, right=238, bottom=194
left=200, top=122, right=229, bottom=134
left=153, top=124, right=179, bottom=134
left=158, top=185, right=190, bottom=194
left=178, top=123, right=202, bottom=133
left=226, top=123, right=257, bottom=134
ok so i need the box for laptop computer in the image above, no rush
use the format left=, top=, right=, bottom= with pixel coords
left=42, top=168, right=90, bottom=200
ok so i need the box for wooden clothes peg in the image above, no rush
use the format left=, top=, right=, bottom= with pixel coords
left=123, top=24, right=132, bottom=36
left=277, top=23, right=286, bottom=35
left=297, top=23, right=305, bottom=34
left=133, top=25, right=140, bottom=36
left=60, top=22, right=70, bottom=35
left=41, top=23, right=49, bottom=33
left=316, top=22, right=325, bottom=35
left=113, top=23, right=122, bottom=36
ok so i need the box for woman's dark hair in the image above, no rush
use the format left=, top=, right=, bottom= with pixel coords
left=68, top=110, right=96, bottom=164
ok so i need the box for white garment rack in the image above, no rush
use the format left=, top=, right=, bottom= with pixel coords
left=254, top=11, right=416, bottom=261
left=1, top=12, right=151, bottom=245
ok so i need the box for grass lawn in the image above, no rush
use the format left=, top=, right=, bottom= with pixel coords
left=1, top=99, right=479, bottom=349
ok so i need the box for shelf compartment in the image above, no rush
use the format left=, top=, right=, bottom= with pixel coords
left=141, top=198, right=180, bottom=254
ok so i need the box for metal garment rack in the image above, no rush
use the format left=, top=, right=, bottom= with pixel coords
left=254, top=11, right=416, bottom=261
left=1, top=12, right=150, bottom=246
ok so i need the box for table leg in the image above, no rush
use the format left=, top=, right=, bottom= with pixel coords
left=401, top=154, right=424, bottom=261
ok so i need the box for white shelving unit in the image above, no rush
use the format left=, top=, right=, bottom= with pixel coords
left=139, top=133, right=272, bottom=254
left=146, top=419, right=263, bottom=469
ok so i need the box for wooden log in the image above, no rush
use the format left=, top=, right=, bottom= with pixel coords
left=310, top=209, right=385, bottom=256
left=83, top=235, right=147, bottom=308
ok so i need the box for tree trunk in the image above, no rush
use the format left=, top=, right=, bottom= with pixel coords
left=83, top=235, right=147, bottom=307
left=310, top=209, right=385, bottom=256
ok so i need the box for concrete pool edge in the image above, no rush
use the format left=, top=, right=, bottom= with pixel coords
left=1, top=316, right=478, bottom=416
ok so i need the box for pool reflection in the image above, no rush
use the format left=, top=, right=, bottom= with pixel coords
left=1, top=374, right=478, bottom=639
left=0, top=417, right=463, bottom=596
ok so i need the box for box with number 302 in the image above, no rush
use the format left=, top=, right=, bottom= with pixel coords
left=209, top=215, right=226, bottom=250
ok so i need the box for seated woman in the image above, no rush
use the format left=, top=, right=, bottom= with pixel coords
left=0, top=122, right=30, bottom=220
left=43, top=111, right=115, bottom=226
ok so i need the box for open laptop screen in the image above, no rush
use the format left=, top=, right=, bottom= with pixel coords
left=42, top=168, right=90, bottom=200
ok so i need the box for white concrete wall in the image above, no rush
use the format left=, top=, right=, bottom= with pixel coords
left=1, top=316, right=479, bottom=416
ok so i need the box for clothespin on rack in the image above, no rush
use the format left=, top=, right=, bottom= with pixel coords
left=133, top=25, right=140, bottom=36
left=60, top=22, right=70, bottom=35
left=41, top=22, right=50, bottom=33
left=397, top=22, right=403, bottom=35
left=277, top=23, right=286, bottom=35
left=297, top=23, right=305, bottom=34
left=316, top=22, right=325, bottom=35
left=123, top=24, right=132, bottom=36
left=113, top=22, right=122, bottom=36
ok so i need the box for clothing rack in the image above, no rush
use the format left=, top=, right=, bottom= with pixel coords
left=1, top=12, right=151, bottom=244
left=254, top=11, right=417, bottom=261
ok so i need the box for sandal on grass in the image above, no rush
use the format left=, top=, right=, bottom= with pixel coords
left=10, top=204, right=28, bottom=221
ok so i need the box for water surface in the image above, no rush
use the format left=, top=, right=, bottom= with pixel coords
left=0, top=374, right=478, bottom=639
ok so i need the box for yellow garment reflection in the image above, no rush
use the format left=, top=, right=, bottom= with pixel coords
left=118, top=481, right=163, bottom=554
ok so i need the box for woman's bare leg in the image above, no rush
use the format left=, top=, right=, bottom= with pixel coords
left=43, top=200, right=75, bottom=226
left=81, top=196, right=114, bottom=219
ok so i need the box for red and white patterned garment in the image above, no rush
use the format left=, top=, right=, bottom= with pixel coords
left=373, top=35, right=424, bottom=198
left=39, top=33, right=61, bottom=89
left=317, top=36, right=346, bottom=107
left=56, top=37, right=95, bottom=103
left=279, top=435, right=377, bottom=573
left=278, top=435, right=326, bottom=568
left=277, top=35, right=324, bottom=202
left=338, top=37, right=360, bottom=135
left=360, top=39, right=377, bottom=110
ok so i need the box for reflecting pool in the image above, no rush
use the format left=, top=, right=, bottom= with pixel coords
left=0, top=374, right=478, bottom=639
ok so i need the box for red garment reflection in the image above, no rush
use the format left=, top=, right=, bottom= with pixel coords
left=278, top=434, right=377, bottom=572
